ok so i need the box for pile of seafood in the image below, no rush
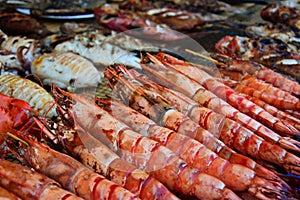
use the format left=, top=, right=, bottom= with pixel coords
left=0, top=1, right=300, bottom=200
left=216, top=3, right=300, bottom=81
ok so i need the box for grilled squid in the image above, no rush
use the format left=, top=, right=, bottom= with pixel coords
left=31, top=52, right=101, bottom=90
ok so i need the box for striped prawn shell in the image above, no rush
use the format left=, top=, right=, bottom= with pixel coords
left=31, top=52, right=101, bottom=89
left=0, top=74, right=57, bottom=118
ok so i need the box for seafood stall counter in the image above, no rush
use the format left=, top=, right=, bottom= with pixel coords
left=0, top=0, right=300, bottom=199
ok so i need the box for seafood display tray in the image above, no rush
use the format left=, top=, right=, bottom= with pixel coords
left=1, top=0, right=300, bottom=199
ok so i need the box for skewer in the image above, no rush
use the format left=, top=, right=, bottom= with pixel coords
left=185, top=48, right=223, bottom=65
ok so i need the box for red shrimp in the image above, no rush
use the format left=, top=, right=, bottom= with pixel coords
left=52, top=87, right=241, bottom=200
left=0, top=159, right=83, bottom=200
left=235, top=75, right=300, bottom=111
left=151, top=52, right=300, bottom=137
left=239, top=94, right=300, bottom=132
left=6, top=130, right=140, bottom=200
left=213, top=55, right=300, bottom=96
left=104, top=64, right=300, bottom=176
left=33, top=115, right=179, bottom=200
left=96, top=98, right=292, bottom=199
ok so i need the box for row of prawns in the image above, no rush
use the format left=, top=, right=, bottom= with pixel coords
left=0, top=29, right=189, bottom=199
left=0, top=61, right=299, bottom=199
left=214, top=4, right=300, bottom=141
left=98, top=49, right=299, bottom=198
left=99, top=52, right=300, bottom=195
left=0, top=11, right=299, bottom=200
left=5, top=49, right=295, bottom=199
left=0, top=49, right=299, bottom=198
left=0, top=61, right=186, bottom=199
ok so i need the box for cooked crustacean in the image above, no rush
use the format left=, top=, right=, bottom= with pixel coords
left=233, top=75, right=300, bottom=111
left=261, top=4, right=300, bottom=33
left=33, top=116, right=180, bottom=200
left=0, top=74, right=56, bottom=118
left=0, top=92, right=33, bottom=158
left=0, top=185, right=21, bottom=200
left=96, top=97, right=292, bottom=199
left=52, top=87, right=241, bottom=200
left=0, top=159, right=83, bottom=200
left=128, top=66, right=300, bottom=146
left=0, top=91, right=178, bottom=200
left=0, top=93, right=32, bottom=133
left=104, top=63, right=300, bottom=175
left=212, top=54, right=300, bottom=96
left=6, top=130, right=140, bottom=200
left=238, top=94, right=300, bottom=131
left=215, top=35, right=300, bottom=81
left=145, top=52, right=300, bottom=139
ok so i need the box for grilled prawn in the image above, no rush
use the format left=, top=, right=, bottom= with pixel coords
left=213, top=54, right=300, bottom=96
left=0, top=186, right=21, bottom=200
left=6, top=130, right=140, bottom=200
left=239, top=94, right=300, bottom=131
left=0, top=159, right=83, bottom=200
left=0, top=92, right=176, bottom=200
left=0, top=93, right=31, bottom=133
left=97, top=98, right=291, bottom=199
left=147, top=52, right=300, bottom=139
left=34, top=115, right=179, bottom=200
left=53, top=87, right=241, bottom=200
left=234, top=75, right=300, bottom=111
left=128, top=68, right=300, bottom=166
left=104, top=64, right=300, bottom=176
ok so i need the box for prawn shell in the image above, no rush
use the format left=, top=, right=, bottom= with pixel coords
left=31, top=52, right=101, bottom=89
left=0, top=159, right=82, bottom=200
left=0, top=74, right=56, bottom=118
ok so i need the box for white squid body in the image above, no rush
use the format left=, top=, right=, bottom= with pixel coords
left=0, top=53, right=22, bottom=70
left=0, top=74, right=57, bottom=118
left=54, top=32, right=141, bottom=69
left=0, top=33, right=41, bottom=66
left=31, top=52, right=101, bottom=90
left=1, top=36, right=37, bottom=53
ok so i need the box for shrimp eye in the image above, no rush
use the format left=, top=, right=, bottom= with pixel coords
left=69, top=78, right=76, bottom=87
